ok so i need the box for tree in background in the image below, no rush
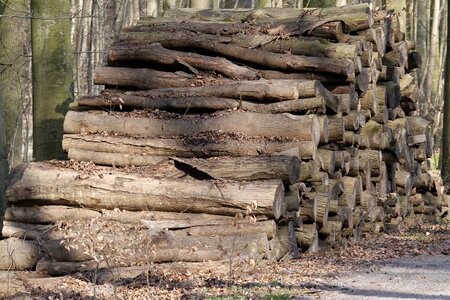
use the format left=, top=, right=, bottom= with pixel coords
left=31, top=0, right=73, bottom=160
left=441, top=0, right=450, bottom=187
left=0, top=0, right=30, bottom=168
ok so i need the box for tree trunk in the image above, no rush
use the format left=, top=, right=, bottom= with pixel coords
left=63, top=110, right=321, bottom=145
left=31, top=0, right=73, bottom=160
left=0, top=0, right=29, bottom=167
left=7, top=162, right=285, bottom=218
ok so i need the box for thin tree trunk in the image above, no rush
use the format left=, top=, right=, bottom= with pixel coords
left=425, top=0, right=441, bottom=107
left=31, top=0, right=74, bottom=160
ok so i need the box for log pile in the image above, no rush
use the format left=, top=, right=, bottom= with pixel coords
left=2, top=4, right=448, bottom=279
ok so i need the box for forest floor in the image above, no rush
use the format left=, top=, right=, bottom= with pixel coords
left=4, top=222, right=450, bottom=300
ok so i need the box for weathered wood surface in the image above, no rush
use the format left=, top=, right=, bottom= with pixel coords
left=101, top=79, right=325, bottom=102
left=0, top=238, right=42, bottom=270
left=110, top=41, right=355, bottom=80
left=7, top=162, right=285, bottom=217
left=172, top=156, right=300, bottom=184
left=76, top=94, right=328, bottom=114
left=4, top=205, right=242, bottom=225
left=67, top=148, right=168, bottom=167
left=108, top=42, right=259, bottom=80
left=62, top=133, right=317, bottom=160
left=94, top=66, right=223, bottom=89
left=64, top=110, right=321, bottom=145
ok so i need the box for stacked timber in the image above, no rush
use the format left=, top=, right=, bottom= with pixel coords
left=2, top=4, right=447, bottom=278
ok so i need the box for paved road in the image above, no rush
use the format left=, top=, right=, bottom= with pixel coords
left=299, top=240, right=450, bottom=300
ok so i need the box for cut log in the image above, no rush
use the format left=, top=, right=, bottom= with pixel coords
left=317, top=149, right=336, bottom=175
left=325, top=116, right=345, bottom=143
left=36, top=259, right=232, bottom=279
left=63, top=133, right=317, bottom=160
left=315, top=193, right=330, bottom=226
left=4, top=205, right=242, bottom=226
left=48, top=231, right=270, bottom=263
left=247, top=37, right=360, bottom=62
left=94, top=66, right=223, bottom=90
left=295, top=223, right=319, bottom=253
left=107, top=43, right=259, bottom=80
left=68, top=148, right=168, bottom=167
left=7, top=162, right=285, bottom=218
left=300, top=195, right=317, bottom=223
left=151, top=220, right=277, bottom=239
left=77, top=95, right=244, bottom=112
left=123, top=79, right=327, bottom=102
left=64, top=110, right=321, bottom=145
left=114, top=38, right=356, bottom=80
left=171, top=156, right=300, bottom=184
left=360, top=120, right=393, bottom=150
left=0, top=238, right=42, bottom=270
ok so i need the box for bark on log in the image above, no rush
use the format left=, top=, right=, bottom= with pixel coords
left=35, top=259, right=238, bottom=280
left=141, top=219, right=276, bottom=238
left=108, top=43, right=259, bottom=80
left=68, top=148, right=168, bottom=167
left=94, top=66, right=221, bottom=90
left=0, top=238, right=42, bottom=270
left=115, top=37, right=356, bottom=79
left=62, top=133, right=317, bottom=160
left=4, top=205, right=242, bottom=226
left=46, top=232, right=270, bottom=263
left=172, top=156, right=300, bottom=184
left=125, top=79, right=326, bottom=102
left=64, top=110, right=321, bottom=145
left=7, top=162, right=285, bottom=218
left=77, top=94, right=329, bottom=114
left=233, top=35, right=360, bottom=61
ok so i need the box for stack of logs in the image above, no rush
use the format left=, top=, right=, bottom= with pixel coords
left=1, top=3, right=448, bottom=279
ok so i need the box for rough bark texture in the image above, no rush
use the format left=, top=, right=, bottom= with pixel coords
left=7, top=162, right=285, bottom=218
left=64, top=110, right=321, bottom=145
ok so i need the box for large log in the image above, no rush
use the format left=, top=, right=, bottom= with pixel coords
left=35, top=259, right=235, bottom=279
left=112, top=39, right=356, bottom=80
left=76, top=94, right=328, bottom=114
left=94, top=66, right=224, bottom=90
left=62, top=133, right=317, bottom=160
left=171, top=156, right=300, bottom=184
left=123, top=79, right=326, bottom=102
left=7, top=162, right=285, bottom=218
left=67, top=148, right=168, bottom=167
left=5, top=205, right=247, bottom=226
left=63, top=110, right=322, bottom=145
left=233, top=35, right=360, bottom=61
left=0, top=238, right=42, bottom=270
left=108, top=42, right=259, bottom=80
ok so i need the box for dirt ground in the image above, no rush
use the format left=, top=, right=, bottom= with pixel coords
left=4, top=223, right=450, bottom=300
